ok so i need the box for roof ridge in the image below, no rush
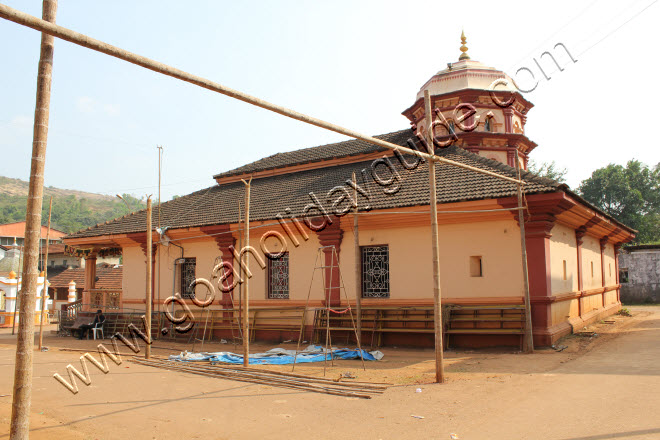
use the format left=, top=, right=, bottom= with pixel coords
left=213, top=128, right=413, bottom=179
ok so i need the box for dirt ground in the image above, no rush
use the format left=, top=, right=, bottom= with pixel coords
left=1, top=305, right=659, bottom=440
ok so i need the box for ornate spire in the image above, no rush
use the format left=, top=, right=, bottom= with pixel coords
left=459, top=30, right=470, bottom=61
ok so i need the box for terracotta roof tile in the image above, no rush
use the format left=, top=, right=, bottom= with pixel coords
left=67, top=132, right=560, bottom=239
left=48, top=266, right=122, bottom=290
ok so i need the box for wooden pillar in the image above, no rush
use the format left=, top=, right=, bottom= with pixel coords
left=316, top=220, right=343, bottom=307
left=82, top=253, right=97, bottom=311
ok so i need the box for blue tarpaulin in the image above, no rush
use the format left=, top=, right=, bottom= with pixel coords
left=169, top=345, right=383, bottom=365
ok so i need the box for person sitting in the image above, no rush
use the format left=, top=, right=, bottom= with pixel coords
left=77, top=310, right=105, bottom=340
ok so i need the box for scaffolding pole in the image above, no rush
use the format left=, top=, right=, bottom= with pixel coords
left=352, top=171, right=362, bottom=346
left=516, top=159, right=535, bottom=353
left=424, top=90, right=445, bottom=383
left=145, top=196, right=153, bottom=359
left=241, top=178, right=252, bottom=367
left=10, top=1, right=57, bottom=438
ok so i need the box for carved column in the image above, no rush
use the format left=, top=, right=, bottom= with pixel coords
left=503, top=108, right=514, bottom=133
left=215, top=234, right=237, bottom=309
left=575, top=228, right=585, bottom=317
left=506, top=148, right=516, bottom=167
left=316, top=220, right=343, bottom=307
left=614, top=243, right=622, bottom=303
left=600, top=237, right=608, bottom=306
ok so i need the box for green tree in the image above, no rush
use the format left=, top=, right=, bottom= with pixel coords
left=528, top=160, right=568, bottom=183
left=578, top=160, right=660, bottom=244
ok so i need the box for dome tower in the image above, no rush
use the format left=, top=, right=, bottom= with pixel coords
left=402, top=32, right=535, bottom=169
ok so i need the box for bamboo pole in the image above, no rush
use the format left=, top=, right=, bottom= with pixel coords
left=516, top=159, right=534, bottom=353
left=38, top=196, right=53, bottom=350
left=352, top=172, right=362, bottom=346
left=10, top=1, right=57, bottom=438
left=0, top=3, right=526, bottom=185
left=145, top=196, right=153, bottom=359
left=241, top=178, right=252, bottom=367
left=157, top=146, right=162, bottom=314
left=424, top=90, right=445, bottom=384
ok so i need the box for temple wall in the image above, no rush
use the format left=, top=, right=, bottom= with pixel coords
left=549, top=223, right=578, bottom=295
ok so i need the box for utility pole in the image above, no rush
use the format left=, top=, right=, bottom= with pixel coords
left=424, top=90, right=445, bottom=383
left=145, top=196, right=153, bottom=359
left=38, top=195, right=53, bottom=350
left=516, top=159, right=534, bottom=353
left=11, top=1, right=57, bottom=438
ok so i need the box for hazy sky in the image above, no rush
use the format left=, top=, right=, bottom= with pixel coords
left=1, top=0, right=658, bottom=201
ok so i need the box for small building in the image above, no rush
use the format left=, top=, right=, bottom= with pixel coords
left=47, top=264, right=123, bottom=312
left=0, top=221, right=66, bottom=247
left=0, top=243, right=50, bottom=327
left=619, top=245, right=660, bottom=304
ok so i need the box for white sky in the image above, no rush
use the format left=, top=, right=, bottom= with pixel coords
left=1, top=0, right=658, bottom=200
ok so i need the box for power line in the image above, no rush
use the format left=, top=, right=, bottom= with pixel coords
left=576, top=0, right=657, bottom=56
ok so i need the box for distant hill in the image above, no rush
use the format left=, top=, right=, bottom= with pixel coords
left=0, top=176, right=120, bottom=201
left=0, top=176, right=146, bottom=234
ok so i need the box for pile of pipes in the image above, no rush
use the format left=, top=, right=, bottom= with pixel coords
left=129, top=357, right=387, bottom=399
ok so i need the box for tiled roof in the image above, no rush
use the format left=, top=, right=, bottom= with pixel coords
left=48, top=265, right=123, bottom=290
left=213, top=129, right=412, bottom=179
left=40, top=243, right=66, bottom=255
left=67, top=134, right=561, bottom=239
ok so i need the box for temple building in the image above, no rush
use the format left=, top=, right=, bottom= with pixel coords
left=62, top=35, right=634, bottom=347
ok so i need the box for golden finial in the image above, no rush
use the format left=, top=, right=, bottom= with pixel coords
left=459, top=30, right=470, bottom=61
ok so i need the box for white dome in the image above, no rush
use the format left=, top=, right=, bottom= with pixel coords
left=415, top=59, right=517, bottom=101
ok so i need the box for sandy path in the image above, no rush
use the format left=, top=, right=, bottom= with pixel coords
left=1, top=306, right=658, bottom=439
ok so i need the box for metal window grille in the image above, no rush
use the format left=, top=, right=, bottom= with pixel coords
left=361, top=245, right=389, bottom=298
left=180, top=258, right=197, bottom=299
left=268, top=253, right=289, bottom=299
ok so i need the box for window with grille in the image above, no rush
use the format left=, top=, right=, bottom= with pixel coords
left=268, top=252, right=289, bottom=299
left=180, top=258, right=197, bottom=299
left=361, top=245, right=390, bottom=298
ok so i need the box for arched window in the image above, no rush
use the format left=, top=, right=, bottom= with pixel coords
left=484, top=117, right=492, bottom=132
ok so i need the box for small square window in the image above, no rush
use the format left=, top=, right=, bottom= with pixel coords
left=620, top=268, right=629, bottom=283
left=470, top=256, right=483, bottom=277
